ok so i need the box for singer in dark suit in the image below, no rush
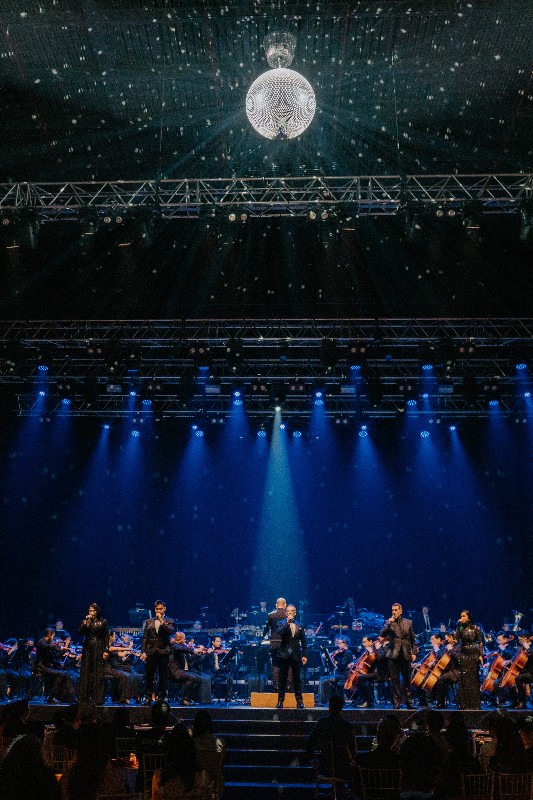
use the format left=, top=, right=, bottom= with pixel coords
left=262, top=597, right=287, bottom=692
left=140, top=599, right=175, bottom=703
left=380, top=602, right=417, bottom=709
left=276, top=604, right=308, bottom=708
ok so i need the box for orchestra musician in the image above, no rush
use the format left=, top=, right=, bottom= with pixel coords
left=432, top=631, right=461, bottom=709
left=380, top=602, right=417, bottom=709
left=318, top=636, right=353, bottom=705
left=205, top=635, right=235, bottom=702
left=514, top=630, right=533, bottom=709
left=140, top=599, right=174, bottom=704
left=354, top=635, right=388, bottom=708
left=168, top=631, right=204, bottom=706
left=106, top=631, right=142, bottom=704
left=455, top=609, right=484, bottom=710
left=78, top=602, right=109, bottom=705
left=35, top=627, right=76, bottom=703
left=263, top=597, right=288, bottom=692
left=482, top=631, right=515, bottom=707
left=276, top=604, right=307, bottom=709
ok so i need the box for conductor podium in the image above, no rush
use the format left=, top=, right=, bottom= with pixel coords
left=250, top=692, right=315, bottom=708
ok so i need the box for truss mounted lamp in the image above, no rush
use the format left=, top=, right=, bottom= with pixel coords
left=246, top=32, right=316, bottom=140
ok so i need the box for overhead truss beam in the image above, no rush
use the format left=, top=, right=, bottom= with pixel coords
left=0, top=175, right=531, bottom=219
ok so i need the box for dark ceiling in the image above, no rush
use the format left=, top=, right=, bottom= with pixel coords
left=0, top=0, right=531, bottom=319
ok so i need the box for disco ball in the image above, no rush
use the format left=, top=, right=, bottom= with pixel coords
left=246, top=67, right=316, bottom=140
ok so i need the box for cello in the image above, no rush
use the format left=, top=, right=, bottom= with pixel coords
left=411, top=649, right=439, bottom=688
left=499, top=648, right=529, bottom=689
left=344, top=648, right=376, bottom=690
left=480, top=652, right=507, bottom=693
left=422, top=649, right=452, bottom=691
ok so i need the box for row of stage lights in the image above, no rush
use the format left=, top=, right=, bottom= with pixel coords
left=1, top=199, right=533, bottom=249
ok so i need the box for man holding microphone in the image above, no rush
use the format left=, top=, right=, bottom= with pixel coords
left=276, top=604, right=308, bottom=709
left=380, top=602, right=417, bottom=709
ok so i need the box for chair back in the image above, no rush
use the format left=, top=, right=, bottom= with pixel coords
left=194, top=747, right=225, bottom=799
left=142, top=750, right=167, bottom=793
left=497, top=771, right=533, bottom=800
left=48, top=745, right=76, bottom=775
left=115, top=736, right=137, bottom=759
left=359, top=767, right=402, bottom=800
left=461, top=771, right=495, bottom=800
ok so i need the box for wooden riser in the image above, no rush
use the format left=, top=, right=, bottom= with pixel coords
left=250, top=692, right=315, bottom=708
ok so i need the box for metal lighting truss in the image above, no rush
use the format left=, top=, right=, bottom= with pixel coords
left=0, top=318, right=531, bottom=420
left=0, top=174, right=531, bottom=220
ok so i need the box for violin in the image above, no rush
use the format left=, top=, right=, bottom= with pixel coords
left=411, top=650, right=439, bottom=688
left=344, top=648, right=376, bottom=690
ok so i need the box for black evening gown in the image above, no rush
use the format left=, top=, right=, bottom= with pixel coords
left=78, top=617, right=109, bottom=704
left=455, top=623, right=483, bottom=710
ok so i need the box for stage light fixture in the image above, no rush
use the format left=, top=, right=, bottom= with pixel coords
left=246, top=32, right=316, bottom=140
left=420, top=430, right=430, bottom=438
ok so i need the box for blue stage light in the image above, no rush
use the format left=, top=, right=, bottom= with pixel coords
left=349, top=364, right=361, bottom=372
left=422, top=364, right=433, bottom=371
left=449, top=425, right=457, bottom=431
left=274, top=405, right=282, bottom=412
left=61, top=397, right=71, bottom=405
left=257, top=429, right=266, bottom=437
left=38, top=390, right=46, bottom=397
left=129, top=390, right=136, bottom=397
left=142, top=398, right=152, bottom=406
left=103, top=423, right=110, bottom=430
left=489, top=399, right=499, bottom=407
left=422, top=392, right=429, bottom=399
left=38, top=364, right=49, bottom=372
left=234, top=390, right=241, bottom=397
left=358, top=429, right=368, bottom=438
left=516, top=362, right=527, bottom=370
left=293, top=430, right=302, bottom=438
left=420, top=430, right=430, bottom=438
left=233, top=398, right=243, bottom=406
left=407, top=399, right=417, bottom=407
left=195, top=429, right=204, bottom=438
left=279, top=423, right=286, bottom=430
left=525, top=391, right=531, bottom=398
left=199, top=365, right=209, bottom=372
left=131, top=429, right=140, bottom=437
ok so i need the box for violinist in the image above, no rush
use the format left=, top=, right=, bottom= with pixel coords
left=205, top=635, right=235, bottom=702
left=35, top=627, right=76, bottom=704
left=514, top=630, right=533, bottom=709
left=355, top=635, right=388, bottom=708
left=432, top=631, right=461, bottom=709
left=318, top=636, right=353, bottom=705
left=107, top=631, right=142, bottom=704
left=168, top=631, right=204, bottom=706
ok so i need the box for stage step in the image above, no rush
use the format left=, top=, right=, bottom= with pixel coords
left=223, top=782, right=315, bottom=799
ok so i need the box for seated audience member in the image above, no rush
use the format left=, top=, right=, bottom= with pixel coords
left=60, top=725, right=129, bottom=800
left=442, top=713, right=481, bottom=797
left=52, top=704, right=80, bottom=749
left=399, top=732, right=443, bottom=798
left=191, top=710, right=225, bottom=796
left=306, top=695, right=357, bottom=781
left=516, top=715, right=533, bottom=770
left=135, top=700, right=171, bottom=794
left=357, top=714, right=401, bottom=769
left=0, top=734, right=62, bottom=800
left=483, top=711, right=527, bottom=773
left=110, top=705, right=134, bottom=741
left=0, top=700, right=31, bottom=738
left=152, top=722, right=209, bottom=800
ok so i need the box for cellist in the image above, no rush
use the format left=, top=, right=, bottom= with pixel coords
left=433, top=630, right=461, bottom=709
left=416, top=632, right=446, bottom=707
left=514, top=630, right=533, bottom=709
left=481, top=631, right=515, bottom=707
left=355, top=635, right=388, bottom=708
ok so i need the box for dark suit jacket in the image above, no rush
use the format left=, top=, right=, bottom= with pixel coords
left=380, top=617, right=417, bottom=660
left=277, top=619, right=307, bottom=662
left=263, top=608, right=287, bottom=648
left=141, top=617, right=175, bottom=657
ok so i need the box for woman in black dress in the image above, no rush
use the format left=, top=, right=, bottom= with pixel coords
left=455, top=609, right=483, bottom=710
left=78, top=602, right=109, bottom=704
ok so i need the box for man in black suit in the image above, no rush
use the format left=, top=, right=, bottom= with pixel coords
left=380, top=602, right=417, bottom=709
left=140, top=599, right=174, bottom=704
left=276, top=604, right=308, bottom=708
left=263, top=597, right=287, bottom=692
